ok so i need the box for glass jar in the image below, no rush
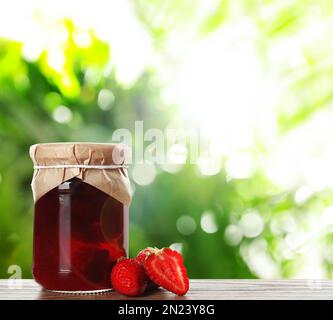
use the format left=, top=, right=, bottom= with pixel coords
left=30, top=143, right=131, bottom=292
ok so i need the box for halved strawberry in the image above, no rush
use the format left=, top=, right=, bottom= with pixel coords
left=135, top=247, right=159, bottom=291
left=135, top=247, right=154, bottom=265
left=144, top=247, right=189, bottom=296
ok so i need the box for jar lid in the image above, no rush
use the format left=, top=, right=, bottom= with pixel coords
left=30, top=142, right=129, bottom=166
left=29, top=143, right=132, bottom=205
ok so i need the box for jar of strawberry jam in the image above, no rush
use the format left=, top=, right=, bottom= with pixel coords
left=29, top=143, right=131, bottom=292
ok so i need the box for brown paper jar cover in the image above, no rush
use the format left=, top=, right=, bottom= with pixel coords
left=29, top=143, right=132, bottom=205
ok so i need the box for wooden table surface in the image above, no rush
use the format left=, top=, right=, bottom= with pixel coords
left=0, top=279, right=333, bottom=300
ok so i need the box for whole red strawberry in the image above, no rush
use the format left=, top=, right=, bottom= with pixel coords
left=144, top=247, right=189, bottom=296
left=111, top=258, right=148, bottom=296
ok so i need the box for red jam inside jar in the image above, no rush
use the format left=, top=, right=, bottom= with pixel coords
left=33, top=177, right=128, bottom=292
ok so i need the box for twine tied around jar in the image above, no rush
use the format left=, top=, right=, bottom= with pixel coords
left=33, top=164, right=128, bottom=169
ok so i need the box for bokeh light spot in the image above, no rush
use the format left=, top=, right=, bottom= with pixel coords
left=239, top=211, right=264, bottom=238
left=224, top=224, right=243, bottom=246
left=176, top=215, right=197, bottom=235
left=200, top=211, right=218, bottom=234
left=169, top=243, right=183, bottom=253
left=197, top=156, right=221, bottom=176
left=97, top=89, right=115, bottom=111
left=52, top=105, right=73, bottom=124
left=294, top=185, right=313, bottom=205
left=132, top=163, right=157, bottom=186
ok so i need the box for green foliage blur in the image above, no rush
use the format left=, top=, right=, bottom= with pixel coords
left=1, top=0, right=333, bottom=279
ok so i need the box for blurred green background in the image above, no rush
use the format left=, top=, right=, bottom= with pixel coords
left=1, top=0, right=333, bottom=279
